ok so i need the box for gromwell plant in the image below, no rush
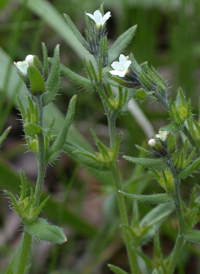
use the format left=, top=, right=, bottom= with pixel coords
left=4, top=4, right=200, bottom=274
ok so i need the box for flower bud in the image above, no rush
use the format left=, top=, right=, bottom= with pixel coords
left=25, top=55, right=34, bottom=66
left=148, top=138, right=156, bottom=147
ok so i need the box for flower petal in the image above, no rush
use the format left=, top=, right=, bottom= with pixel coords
left=93, top=10, right=102, bottom=22
left=111, top=61, right=123, bottom=71
left=14, top=61, right=29, bottom=76
left=101, top=11, right=111, bottom=25
left=86, top=13, right=95, bottom=22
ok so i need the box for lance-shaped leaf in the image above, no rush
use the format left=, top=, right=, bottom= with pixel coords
left=63, top=140, right=110, bottom=172
left=29, top=66, right=45, bottom=95
left=19, top=171, right=27, bottom=202
left=42, top=42, right=48, bottom=80
left=119, top=191, right=173, bottom=204
left=63, top=14, right=90, bottom=51
left=123, top=156, right=167, bottom=169
left=183, top=229, right=200, bottom=244
left=46, top=95, right=77, bottom=163
left=60, top=63, right=93, bottom=90
left=43, top=45, right=60, bottom=106
left=176, top=158, right=200, bottom=179
left=108, top=25, right=137, bottom=64
left=108, top=264, right=129, bottom=274
left=25, top=218, right=67, bottom=244
left=0, top=126, right=11, bottom=146
left=139, top=202, right=175, bottom=245
left=4, top=190, right=18, bottom=212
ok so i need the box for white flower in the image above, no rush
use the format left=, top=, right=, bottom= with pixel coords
left=86, top=10, right=111, bottom=26
left=25, top=54, right=34, bottom=66
left=148, top=139, right=156, bottom=147
left=14, top=54, right=35, bottom=76
left=14, top=60, right=29, bottom=76
left=109, top=54, right=132, bottom=77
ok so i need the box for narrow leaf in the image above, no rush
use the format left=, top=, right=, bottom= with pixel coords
left=19, top=171, right=27, bottom=202
left=119, top=191, right=173, bottom=204
left=47, top=95, right=77, bottom=163
left=43, top=44, right=60, bottom=105
left=176, top=158, right=200, bottom=179
left=0, top=126, right=11, bottom=146
left=108, top=25, right=137, bottom=64
left=123, top=156, right=166, bottom=169
left=60, top=62, right=93, bottom=90
left=63, top=14, right=89, bottom=51
left=42, top=42, right=48, bottom=80
left=108, top=264, right=129, bottom=274
left=184, top=229, right=200, bottom=244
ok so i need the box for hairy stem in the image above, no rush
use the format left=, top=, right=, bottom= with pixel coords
left=17, top=231, right=32, bottom=274
left=112, top=162, right=139, bottom=274
left=33, top=95, right=46, bottom=207
left=167, top=161, right=185, bottom=274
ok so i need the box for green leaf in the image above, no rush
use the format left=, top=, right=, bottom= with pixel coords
left=60, top=63, right=93, bottom=90
left=108, top=25, right=137, bottom=64
left=25, top=218, right=67, bottom=244
left=29, top=66, right=45, bottom=95
left=0, top=126, right=11, bottom=146
left=184, top=229, right=200, bottom=244
left=42, top=42, right=48, bottom=80
left=0, top=158, right=96, bottom=237
left=123, top=156, right=167, bottom=169
left=43, top=44, right=60, bottom=106
left=63, top=140, right=110, bottom=172
left=24, top=122, right=42, bottom=137
left=108, top=264, right=129, bottom=274
left=46, top=95, right=77, bottom=163
left=159, top=123, right=182, bottom=133
left=176, top=158, right=200, bottom=179
left=139, top=202, right=175, bottom=245
left=63, top=13, right=89, bottom=51
left=119, top=191, right=173, bottom=204
left=4, top=190, right=18, bottom=212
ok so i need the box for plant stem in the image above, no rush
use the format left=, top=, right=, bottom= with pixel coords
left=33, top=95, right=46, bottom=207
left=167, top=161, right=185, bottom=274
left=17, top=231, right=32, bottom=274
left=108, top=113, right=117, bottom=149
left=167, top=235, right=185, bottom=274
left=112, top=162, right=139, bottom=274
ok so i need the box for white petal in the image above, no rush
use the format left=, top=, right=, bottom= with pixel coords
left=119, top=54, right=127, bottom=64
left=110, top=70, right=120, bottom=75
left=86, top=13, right=95, bottom=22
left=118, top=70, right=126, bottom=77
left=25, top=54, right=34, bottom=66
left=111, top=61, right=123, bottom=71
left=124, top=60, right=131, bottom=70
left=100, top=11, right=111, bottom=25
left=14, top=61, right=29, bottom=76
left=93, top=10, right=102, bottom=22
